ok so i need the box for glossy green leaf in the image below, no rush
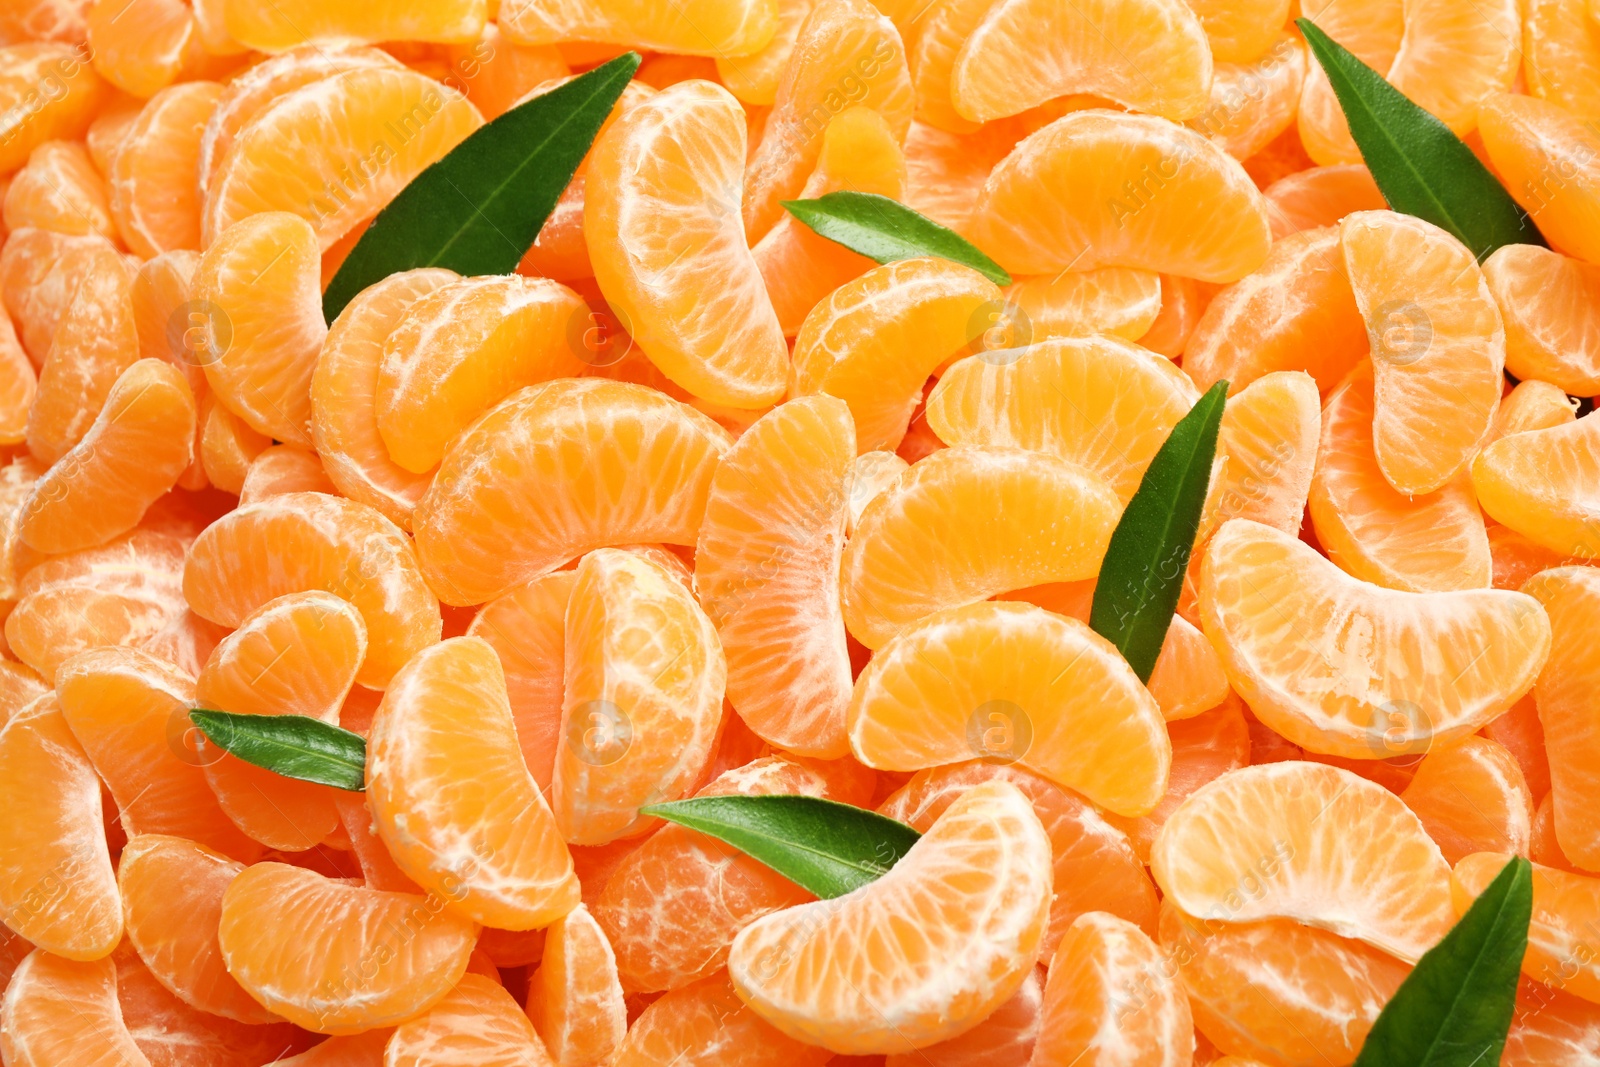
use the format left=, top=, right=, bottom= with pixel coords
left=1090, top=380, right=1227, bottom=683
left=1353, top=855, right=1532, bottom=1066
left=640, top=795, right=920, bottom=899
left=781, top=191, right=1012, bottom=285
left=1298, top=18, right=1543, bottom=260
left=322, top=51, right=642, bottom=321
left=188, top=710, right=367, bottom=792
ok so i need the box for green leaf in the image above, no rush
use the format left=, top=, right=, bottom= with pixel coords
left=1090, top=380, right=1227, bottom=683
left=1353, top=855, right=1532, bottom=1066
left=1298, top=18, right=1543, bottom=261
left=780, top=191, right=1012, bottom=285
left=640, top=795, right=921, bottom=899
left=188, top=710, right=367, bottom=792
left=322, top=51, right=642, bottom=322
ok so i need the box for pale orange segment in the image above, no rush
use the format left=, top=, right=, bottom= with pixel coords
left=129, top=251, right=207, bottom=490
left=1399, top=736, right=1532, bottom=865
left=968, top=110, right=1272, bottom=282
left=730, top=781, right=1051, bottom=1054
left=0, top=952, right=145, bottom=1066
left=901, top=119, right=1021, bottom=233
left=585, top=79, right=787, bottom=408
left=384, top=972, right=553, bottom=1066
left=694, top=396, right=854, bottom=757
left=369, top=636, right=579, bottom=928
left=1486, top=379, right=1580, bottom=448
left=1032, top=912, right=1193, bottom=1067
left=1486, top=692, right=1553, bottom=803
left=1202, top=370, right=1320, bottom=551
left=716, top=0, right=813, bottom=104
left=526, top=904, right=626, bottom=1065
left=0, top=44, right=108, bottom=175
left=1152, top=761, right=1454, bottom=961
left=218, top=861, right=477, bottom=1034
left=1187, top=33, right=1305, bottom=161
left=85, top=0, right=200, bottom=99
left=1472, top=411, right=1600, bottom=559
left=554, top=548, right=726, bottom=845
left=0, top=306, right=35, bottom=444
left=1386, top=0, right=1521, bottom=140
left=220, top=0, right=486, bottom=52
left=412, top=378, right=732, bottom=606
left=1184, top=0, right=1290, bottom=62
left=3, top=140, right=117, bottom=242
left=1291, top=0, right=1405, bottom=164
left=375, top=274, right=587, bottom=474
left=1002, top=269, right=1163, bottom=342
left=614, top=970, right=831, bottom=1067
left=0, top=661, right=45, bottom=724
left=1454, top=852, right=1600, bottom=1003
left=198, top=392, right=268, bottom=493
left=440, top=25, right=569, bottom=121
left=117, top=833, right=280, bottom=1024
left=1505, top=978, right=1600, bottom=1067
left=1309, top=361, right=1491, bottom=593
left=183, top=492, right=443, bottom=689
left=1262, top=163, right=1386, bottom=239
left=1484, top=244, right=1600, bottom=396
left=1200, top=519, right=1550, bottom=758
left=202, top=67, right=483, bottom=250
left=86, top=100, right=143, bottom=178
left=882, top=967, right=1043, bottom=1067
left=1144, top=615, right=1231, bottom=722
left=500, top=0, right=775, bottom=55
left=841, top=446, right=1119, bottom=648
left=1523, top=568, right=1600, bottom=872
left=108, top=81, right=218, bottom=259
left=0, top=696, right=120, bottom=960
left=0, top=227, right=116, bottom=364
left=238, top=444, right=337, bottom=504
left=1525, top=0, right=1600, bottom=118
left=0, top=2, right=91, bottom=45
left=1480, top=93, right=1600, bottom=270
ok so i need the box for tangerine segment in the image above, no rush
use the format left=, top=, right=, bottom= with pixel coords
left=1472, top=412, right=1600, bottom=559
left=4, top=140, right=117, bottom=242
left=586, top=80, right=787, bottom=408
left=369, top=637, right=579, bottom=929
left=730, top=781, right=1051, bottom=1054
left=615, top=971, right=832, bottom=1067
left=0, top=44, right=108, bottom=175
left=1295, top=0, right=1406, bottom=165
left=412, top=378, right=732, bottom=606
left=271, top=1029, right=392, bottom=1067
left=1479, top=94, right=1600, bottom=268
left=1523, top=568, right=1600, bottom=872
left=501, top=0, right=774, bottom=55
left=0, top=308, right=34, bottom=444
left=926, top=335, right=1198, bottom=503
left=903, top=0, right=1011, bottom=135
left=1263, top=164, right=1385, bottom=239
left=882, top=967, right=1043, bottom=1067
left=526, top=904, right=626, bottom=1064
left=17, top=358, right=195, bottom=555
left=968, top=110, right=1272, bottom=282
left=0, top=697, right=119, bottom=961
left=694, top=396, right=854, bottom=758
left=1505, top=978, right=1600, bottom=1067
left=1309, top=361, right=1491, bottom=593
left=220, top=0, right=486, bottom=52
left=554, top=548, right=726, bottom=846
left=1205, top=370, right=1319, bottom=546
left=375, top=275, right=587, bottom=474
left=1032, top=912, right=1192, bottom=1067
left=110, top=81, right=221, bottom=258
left=1185, top=0, right=1289, bottom=63
left=0, top=228, right=116, bottom=364
left=1484, top=244, right=1600, bottom=396
left=1159, top=902, right=1411, bottom=1065
left=1151, top=761, right=1453, bottom=962
left=1003, top=269, right=1162, bottom=342
left=1488, top=380, right=1580, bottom=447
left=202, top=67, right=483, bottom=251
left=1200, top=519, right=1550, bottom=759
left=219, top=862, right=477, bottom=1035
left=1525, top=0, right=1600, bottom=118
left=117, top=834, right=279, bottom=1024
left=1454, top=852, right=1600, bottom=1003
left=1399, top=736, right=1532, bottom=866
left=1145, top=616, right=1231, bottom=722
left=85, top=0, right=198, bottom=100
left=840, top=446, right=1119, bottom=649
left=183, top=492, right=442, bottom=689
left=0, top=952, right=146, bottom=1067
left=0, top=3, right=91, bottom=47
left=951, top=0, right=1211, bottom=124
left=1188, top=33, right=1306, bottom=161
left=849, top=601, right=1169, bottom=816
left=238, top=444, right=337, bottom=503
left=1386, top=0, right=1521, bottom=139
left=386, top=973, right=554, bottom=1067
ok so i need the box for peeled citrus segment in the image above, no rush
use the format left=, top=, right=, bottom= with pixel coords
left=369, top=636, right=579, bottom=929
left=0, top=228, right=115, bottom=363
left=1310, top=361, right=1490, bottom=593
left=501, top=0, right=774, bottom=54
left=0, top=661, right=44, bottom=721
left=1185, top=0, right=1290, bottom=62
left=183, top=492, right=442, bottom=689
left=0, top=308, right=35, bottom=445
left=0, top=952, right=146, bottom=1066
left=117, top=833, right=280, bottom=1024
left=110, top=81, right=220, bottom=257
left=1488, top=379, right=1580, bottom=447
left=1158, top=901, right=1411, bottom=1064
left=1454, top=852, right=1600, bottom=1003
left=730, top=781, right=1050, bottom=1054
left=0, top=44, right=108, bottom=175
left=1385, top=0, right=1520, bottom=139
left=586, top=80, right=786, bottom=408
left=1151, top=761, right=1454, bottom=961
left=1523, top=568, right=1600, bottom=872
left=903, top=0, right=1011, bottom=134
left=1200, top=519, right=1550, bottom=758
left=1262, top=163, right=1386, bottom=239
left=1473, top=412, right=1600, bottom=559
left=841, top=446, right=1119, bottom=648
left=1525, top=0, right=1600, bottom=118
left=202, top=66, right=483, bottom=251
left=1032, top=912, right=1192, bottom=1067
left=220, top=0, right=485, bottom=52
left=4, top=140, right=116, bottom=242
left=1400, top=736, right=1532, bottom=865
left=382, top=972, right=551, bottom=1066
left=999, top=269, right=1160, bottom=343
left=971, top=110, right=1271, bottom=281
left=238, top=444, right=337, bottom=504
left=375, top=275, right=587, bottom=474
left=218, top=861, right=477, bottom=1034
left=1187, top=33, right=1305, bottom=161
left=197, top=393, right=267, bottom=492
left=901, top=119, right=1021, bottom=233
left=1506, top=978, right=1600, bottom=1067
left=849, top=601, right=1169, bottom=815
left=526, top=904, right=626, bottom=1063
left=882, top=967, right=1043, bottom=1067
left=412, top=378, right=732, bottom=606
left=1145, top=616, right=1230, bottom=722
left=715, top=0, right=812, bottom=103
left=85, top=0, right=200, bottom=99
left=1204, top=370, right=1319, bottom=547
left=313, top=268, right=456, bottom=530
left=270, top=1029, right=392, bottom=1067
left=1294, top=0, right=1407, bottom=165
left=791, top=257, right=1001, bottom=454
left=694, top=396, right=853, bottom=758
left=1484, top=244, right=1600, bottom=396
left=1480, top=94, right=1600, bottom=271
left=615, top=970, right=832, bottom=1067
left=0, top=697, right=120, bottom=960
left=554, top=548, right=725, bottom=845
left=952, top=0, right=1210, bottom=125
left=17, top=358, right=194, bottom=555
left=926, top=335, right=1198, bottom=502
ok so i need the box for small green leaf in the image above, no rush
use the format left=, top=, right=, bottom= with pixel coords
left=1353, top=855, right=1532, bottom=1066
left=1090, top=380, right=1227, bottom=683
left=188, top=710, right=367, bottom=792
left=781, top=191, right=1012, bottom=285
left=1298, top=18, right=1543, bottom=261
left=322, top=51, right=642, bottom=321
left=640, top=795, right=920, bottom=899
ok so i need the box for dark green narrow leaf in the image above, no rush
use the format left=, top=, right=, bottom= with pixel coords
left=1298, top=18, right=1543, bottom=260
left=1090, top=380, right=1227, bottom=683
left=1353, top=855, right=1532, bottom=1066
left=781, top=191, right=1012, bottom=285
left=189, top=710, right=367, bottom=792
left=641, top=795, right=920, bottom=899
left=322, top=51, right=642, bottom=321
